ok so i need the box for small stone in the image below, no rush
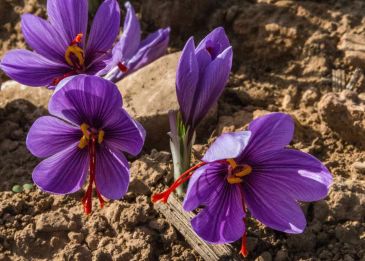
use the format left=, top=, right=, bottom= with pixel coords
left=256, top=251, right=272, bottom=261
left=12, top=185, right=23, bottom=193
left=22, top=183, right=33, bottom=191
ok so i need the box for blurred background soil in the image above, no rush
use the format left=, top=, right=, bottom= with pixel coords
left=0, top=0, right=365, bottom=260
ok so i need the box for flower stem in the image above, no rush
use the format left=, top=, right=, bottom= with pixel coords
left=168, top=111, right=196, bottom=197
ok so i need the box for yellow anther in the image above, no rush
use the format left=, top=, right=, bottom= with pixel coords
left=80, top=123, right=90, bottom=138
left=235, top=164, right=252, bottom=177
left=227, top=176, right=242, bottom=184
left=227, top=159, right=237, bottom=169
left=98, top=130, right=105, bottom=144
left=78, top=136, right=88, bottom=149
left=65, top=45, right=85, bottom=67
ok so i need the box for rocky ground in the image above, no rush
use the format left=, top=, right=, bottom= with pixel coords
left=1, top=0, right=365, bottom=260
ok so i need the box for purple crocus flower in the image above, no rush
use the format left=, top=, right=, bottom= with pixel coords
left=176, top=27, right=232, bottom=129
left=102, top=2, right=170, bottom=82
left=0, top=0, right=120, bottom=88
left=26, top=75, right=145, bottom=214
left=153, top=113, right=332, bottom=256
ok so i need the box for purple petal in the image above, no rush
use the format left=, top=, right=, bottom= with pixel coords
left=126, top=27, right=170, bottom=74
left=195, top=48, right=212, bottom=77
left=190, top=180, right=245, bottom=243
left=47, top=0, right=88, bottom=46
left=115, top=2, right=141, bottom=61
left=202, top=131, right=251, bottom=162
left=191, top=46, right=232, bottom=125
left=0, top=49, right=70, bottom=86
left=21, top=14, right=68, bottom=63
left=238, top=113, right=294, bottom=161
left=183, top=162, right=245, bottom=243
left=249, top=149, right=332, bottom=202
left=32, top=142, right=88, bottom=194
left=48, top=75, right=122, bottom=127
left=86, top=0, right=120, bottom=61
left=26, top=116, right=80, bottom=158
left=103, top=108, right=146, bottom=156
left=95, top=146, right=130, bottom=199
left=183, top=162, right=227, bottom=211
left=196, top=27, right=230, bottom=59
left=176, top=37, right=199, bottom=125
left=243, top=174, right=307, bottom=233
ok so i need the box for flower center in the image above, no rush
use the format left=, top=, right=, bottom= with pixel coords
left=226, top=159, right=252, bottom=184
left=65, top=33, right=85, bottom=70
left=78, top=123, right=105, bottom=214
left=78, top=123, right=104, bottom=149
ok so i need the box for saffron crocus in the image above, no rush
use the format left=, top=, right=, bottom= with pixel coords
left=26, top=75, right=145, bottom=214
left=102, top=2, right=170, bottom=82
left=168, top=27, right=232, bottom=195
left=0, top=0, right=120, bottom=88
left=153, top=113, right=332, bottom=256
left=176, top=27, right=232, bottom=129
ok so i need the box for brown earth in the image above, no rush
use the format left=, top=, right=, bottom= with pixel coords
left=1, top=0, right=365, bottom=260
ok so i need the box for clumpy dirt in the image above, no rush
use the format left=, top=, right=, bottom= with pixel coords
left=1, top=0, right=365, bottom=260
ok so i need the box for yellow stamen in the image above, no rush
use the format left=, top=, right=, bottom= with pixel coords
left=235, top=164, right=252, bottom=177
left=227, top=176, right=242, bottom=184
left=78, top=136, right=88, bottom=149
left=65, top=45, right=85, bottom=67
left=98, top=130, right=105, bottom=144
left=80, top=123, right=90, bottom=138
left=227, top=158, right=237, bottom=169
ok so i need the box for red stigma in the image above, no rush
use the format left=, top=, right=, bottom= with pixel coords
left=51, top=70, right=77, bottom=86
left=81, top=135, right=105, bottom=214
left=71, top=33, right=83, bottom=46
left=151, top=162, right=206, bottom=204
left=117, top=62, right=128, bottom=73
left=206, top=46, right=214, bottom=56
left=239, top=188, right=248, bottom=257
left=240, top=232, right=248, bottom=257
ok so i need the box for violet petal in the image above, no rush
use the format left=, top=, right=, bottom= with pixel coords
left=32, top=142, right=89, bottom=194
left=26, top=116, right=80, bottom=158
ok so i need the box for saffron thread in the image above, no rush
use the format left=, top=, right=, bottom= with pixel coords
left=151, top=161, right=206, bottom=203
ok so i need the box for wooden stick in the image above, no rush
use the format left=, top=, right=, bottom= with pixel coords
left=154, top=193, right=241, bottom=261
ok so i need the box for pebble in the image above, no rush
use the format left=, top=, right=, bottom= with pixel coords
left=23, top=183, right=33, bottom=191
left=12, top=185, right=23, bottom=193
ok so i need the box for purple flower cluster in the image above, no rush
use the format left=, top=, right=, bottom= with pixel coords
left=0, top=0, right=333, bottom=257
